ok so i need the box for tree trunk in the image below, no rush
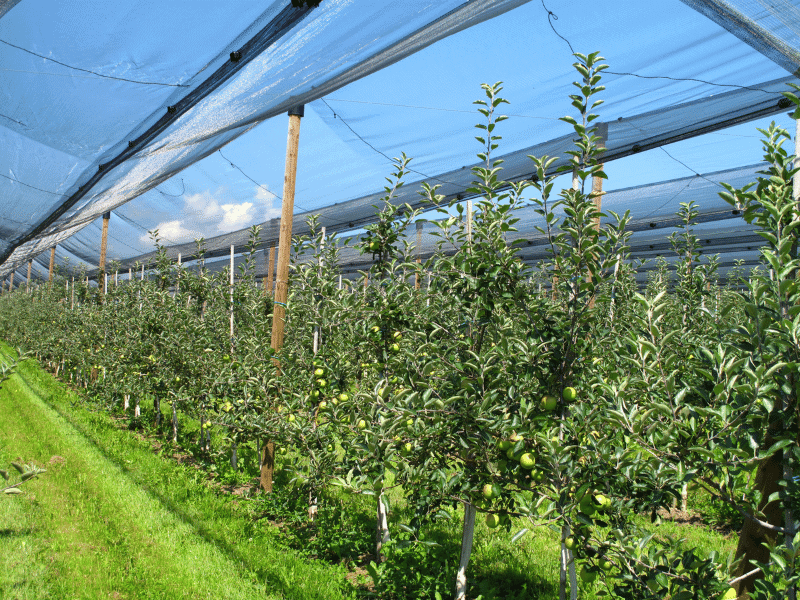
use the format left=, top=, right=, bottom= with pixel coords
left=455, top=502, right=477, bottom=600
left=260, top=442, right=275, bottom=493
left=376, top=491, right=390, bottom=563
left=308, top=488, right=318, bottom=522
left=171, top=399, right=178, bottom=443
left=733, top=448, right=784, bottom=597
left=153, top=396, right=161, bottom=429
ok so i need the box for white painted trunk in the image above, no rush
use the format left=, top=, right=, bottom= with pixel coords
left=171, top=399, right=178, bottom=443
left=308, top=489, right=318, bottom=521
left=123, top=394, right=129, bottom=411
left=559, top=524, right=578, bottom=600
left=455, top=502, right=477, bottom=600
left=376, top=491, right=390, bottom=562
left=134, top=396, right=140, bottom=418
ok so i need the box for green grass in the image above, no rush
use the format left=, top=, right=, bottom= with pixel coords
left=0, top=344, right=355, bottom=600
left=0, top=343, right=738, bottom=599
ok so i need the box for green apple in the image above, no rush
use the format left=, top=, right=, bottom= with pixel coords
left=540, top=395, right=557, bottom=412
left=599, top=559, right=612, bottom=571
left=482, top=484, right=495, bottom=500
left=721, top=588, right=736, bottom=600
left=563, top=386, right=577, bottom=401
left=369, top=240, right=380, bottom=252
left=594, top=494, right=611, bottom=511
left=498, top=440, right=512, bottom=451
left=316, top=379, right=327, bottom=388
left=314, top=367, right=325, bottom=377
left=401, top=442, right=413, bottom=456
left=485, top=513, right=501, bottom=529
left=318, top=401, right=327, bottom=410
left=579, top=567, right=596, bottom=583
left=564, top=537, right=576, bottom=550
left=393, top=331, right=402, bottom=340
left=357, top=419, right=367, bottom=430
left=338, top=393, right=349, bottom=402
left=579, top=494, right=596, bottom=515
left=406, top=418, right=414, bottom=427
left=519, top=453, right=536, bottom=470
left=287, top=414, right=296, bottom=423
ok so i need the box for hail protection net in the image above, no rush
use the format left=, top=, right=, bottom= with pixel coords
left=1, top=0, right=799, bottom=285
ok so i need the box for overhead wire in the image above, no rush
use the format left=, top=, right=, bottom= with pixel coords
left=539, top=1, right=782, bottom=96
left=319, top=98, right=461, bottom=188
left=0, top=39, right=190, bottom=87
left=540, top=0, right=729, bottom=196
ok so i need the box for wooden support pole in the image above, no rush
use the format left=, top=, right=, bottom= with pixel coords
left=263, top=105, right=304, bottom=494
left=270, top=106, right=303, bottom=353
left=98, top=211, right=110, bottom=293
left=266, top=245, right=275, bottom=296
left=8, top=271, right=14, bottom=292
left=26, top=260, right=31, bottom=292
left=48, top=247, right=55, bottom=283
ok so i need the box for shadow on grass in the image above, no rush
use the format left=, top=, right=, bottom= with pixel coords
left=15, top=370, right=353, bottom=600
left=0, top=527, right=35, bottom=538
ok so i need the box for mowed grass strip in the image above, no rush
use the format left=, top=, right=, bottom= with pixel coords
left=0, top=345, right=355, bottom=600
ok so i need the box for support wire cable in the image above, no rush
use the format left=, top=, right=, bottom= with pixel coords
left=0, top=38, right=190, bottom=87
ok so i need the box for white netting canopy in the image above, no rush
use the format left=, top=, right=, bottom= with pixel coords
left=1, top=0, right=799, bottom=283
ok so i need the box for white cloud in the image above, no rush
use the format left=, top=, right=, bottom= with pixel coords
left=139, top=219, right=201, bottom=245
left=255, top=186, right=282, bottom=221
left=143, top=184, right=283, bottom=246
left=184, top=190, right=222, bottom=221
left=219, top=202, right=255, bottom=232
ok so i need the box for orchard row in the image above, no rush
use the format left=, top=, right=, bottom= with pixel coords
left=1, top=56, right=798, bottom=600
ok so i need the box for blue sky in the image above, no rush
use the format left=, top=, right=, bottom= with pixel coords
left=129, top=0, right=794, bottom=252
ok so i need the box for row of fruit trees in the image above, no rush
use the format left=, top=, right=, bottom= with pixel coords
left=1, top=53, right=799, bottom=600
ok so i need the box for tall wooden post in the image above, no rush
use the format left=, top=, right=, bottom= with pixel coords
left=263, top=105, right=304, bottom=494
left=270, top=106, right=303, bottom=352
left=8, top=271, right=13, bottom=292
left=48, top=247, right=55, bottom=283
left=98, top=212, right=110, bottom=293
left=265, top=245, right=275, bottom=296
left=26, top=260, right=31, bottom=292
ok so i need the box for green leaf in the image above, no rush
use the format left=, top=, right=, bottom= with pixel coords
left=761, top=438, right=793, bottom=460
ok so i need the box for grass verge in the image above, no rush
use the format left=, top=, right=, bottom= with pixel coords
left=0, top=344, right=355, bottom=600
